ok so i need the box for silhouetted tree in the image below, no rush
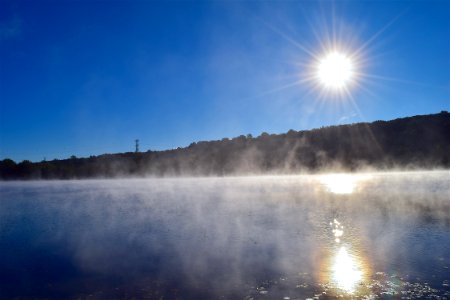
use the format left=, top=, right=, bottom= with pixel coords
left=0, top=112, right=449, bottom=179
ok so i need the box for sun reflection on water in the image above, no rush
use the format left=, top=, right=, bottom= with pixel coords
left=318, top=173, right=372, bottom=194
left=331, top=219, right=344, bottom=243
left=326, top=218, right=367, bottom=294
left=332, top=246, right=363, bottom=293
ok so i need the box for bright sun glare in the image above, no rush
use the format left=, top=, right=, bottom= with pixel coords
left=317, top=52, right=354, bottom=89
left=319, top=174, right=357, bottom=194
left=332, top=246, right=363, bottom=293
left=319, top=173, right=372, bottom=194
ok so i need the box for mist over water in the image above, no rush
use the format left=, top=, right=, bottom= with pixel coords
left=0, top=171, right=449, bottom=299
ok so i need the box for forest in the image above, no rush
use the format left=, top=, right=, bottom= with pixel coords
left=1, top=112, right=449, bottom=179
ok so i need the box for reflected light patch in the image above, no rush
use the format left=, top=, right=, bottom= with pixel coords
left=318, top=173, right=372, bottom=194
left=332, top=246, right=363, bottom=293
left=319, top=174, right=357, bottom=194
left=331, top=219, right=344, bottom=243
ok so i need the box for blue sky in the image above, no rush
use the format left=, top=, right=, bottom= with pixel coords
left=0, top=0, right=449, bottom=162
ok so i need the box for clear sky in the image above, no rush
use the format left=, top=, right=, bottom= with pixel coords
left=0, top=0, right=449, bottom=162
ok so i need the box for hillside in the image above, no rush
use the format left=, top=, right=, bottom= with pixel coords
left=1, top=112, right=449, bottom=179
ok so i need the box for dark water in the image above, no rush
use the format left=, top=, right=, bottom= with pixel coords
left=0, top=171, right=449, bottom=299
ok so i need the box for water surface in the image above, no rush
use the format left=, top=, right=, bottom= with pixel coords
left=0, top=171, right=449, bottom=299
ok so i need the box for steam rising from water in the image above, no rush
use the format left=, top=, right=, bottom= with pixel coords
left=0, top=170, right=449, bottom=299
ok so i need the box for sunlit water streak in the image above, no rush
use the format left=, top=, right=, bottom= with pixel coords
left=318, top=173, right=372, bottom=194
left=332, top=246, right=363, bottom=293
left=0, top=170, right=449, bottom=299
left=331, top=218, right=344, bottom=242
left=327, top=218, right=366, bottom=294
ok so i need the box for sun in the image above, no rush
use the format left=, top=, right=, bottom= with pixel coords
left=317, top=52, right=354, bottom=89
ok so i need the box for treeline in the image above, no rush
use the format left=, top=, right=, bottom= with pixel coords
left=1, top=112, right=449, bottom=179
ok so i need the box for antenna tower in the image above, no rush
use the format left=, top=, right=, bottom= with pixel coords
left=135, top=139, right=140, bottom=153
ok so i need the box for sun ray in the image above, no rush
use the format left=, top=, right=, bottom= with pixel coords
left=361, top=73, right=447, bottom=89
left=242, top=78, right=313, bottom=101
left=261, top=21, right=320, bottom=60
left=353, top=8, right=408, bottom=57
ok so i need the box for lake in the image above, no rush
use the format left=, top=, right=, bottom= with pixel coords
left=0, top=171, right=449, bottom=299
